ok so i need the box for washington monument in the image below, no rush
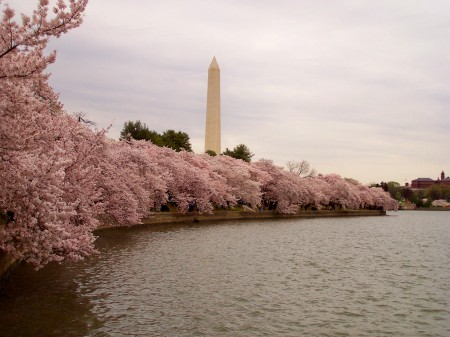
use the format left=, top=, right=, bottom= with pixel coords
left=204, top=57, right=221, bottom=154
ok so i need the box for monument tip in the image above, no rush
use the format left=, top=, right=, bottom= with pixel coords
left=209, top=56, right=220, bottom=70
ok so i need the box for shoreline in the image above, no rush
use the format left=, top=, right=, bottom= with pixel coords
left=0, top=209, right=385, bottom=281
left=97, top=209, right=387, bottom=230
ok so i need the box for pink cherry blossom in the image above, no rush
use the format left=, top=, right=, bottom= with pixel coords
left=0, top=1, right=398, bottom=269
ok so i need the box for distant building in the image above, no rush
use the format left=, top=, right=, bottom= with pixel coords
left=411, top=171, right=450, bottom=189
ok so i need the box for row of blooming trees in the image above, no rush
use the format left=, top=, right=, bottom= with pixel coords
left=0, top=1, right=397, bottom=268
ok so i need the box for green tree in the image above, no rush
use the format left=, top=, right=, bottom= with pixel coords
left=222, top=144, right=254, bottom=163
left=161, top=130, right=192, bottom=152
left=205, top=150, right=217, bottom=156
left=425, top=185, right=450, bottom=201
left=401, top=187, right=415, bottom=202
left=372, top=181, right=402, bottom=201
left=412, top=190, right=432, bottom=208
left=119, top=120, right=163, bottom=146
left=120, top=122, right=194, bottom=151
left=387, top=181, right=402, bottom=200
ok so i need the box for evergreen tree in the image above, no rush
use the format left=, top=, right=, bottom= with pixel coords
left=222, top=144, right=254, bottom=163
left=161, top=130, right=192, bottom=152
left=119, top=120, right=163, bottom=146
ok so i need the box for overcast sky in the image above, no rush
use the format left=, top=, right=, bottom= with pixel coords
left=10, top=0, right=450, bottom=184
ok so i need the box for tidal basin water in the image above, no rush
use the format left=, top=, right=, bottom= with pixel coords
left=1, top=211, right=449, bottom=337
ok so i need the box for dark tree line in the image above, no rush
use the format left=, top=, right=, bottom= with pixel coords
left=120, top=121, right=192, bottom=152
left=373, top=181, right=450, bottom=207
left=222, top=144, right=254, bottom=163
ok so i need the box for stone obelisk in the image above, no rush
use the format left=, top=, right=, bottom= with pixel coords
left=204, top=57, right=221, bottom=154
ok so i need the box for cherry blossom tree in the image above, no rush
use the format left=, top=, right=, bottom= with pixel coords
left=177, top=151, right=232, bottom=211
left=1, top=0, right=94, bottom=268
left=0, top=102, right=106, bottom=266
left=319, top=174, right=357, bottom=210
left=97, top=140, right=168, bottom=226
left=299, top=176, right=331, bottom=210
left=149, top=148, right=230, bottom=213
left=0, top=0, right=88, bottom=80
left=355, top=184, right=374, bottom=209
left=207, top=155, right=263, bottom=209
left=253, top=159, right=303, bottom=214
left=367, top=187, right=398, bottom=210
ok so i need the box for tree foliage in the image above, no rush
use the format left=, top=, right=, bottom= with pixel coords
left=119, top=120, right=163, bottom=145
left=425, top=185, right=450, bottom=201
left=119, top=121, right=191, bottom=152
left=222, top=144, right=254, bottom=162
left=161, top=130, right=192, bottom=152
left=372, top=180, right=450, bottom=208
left=1, top=0, right=95, bottom=267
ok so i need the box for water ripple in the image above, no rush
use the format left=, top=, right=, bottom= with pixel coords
left=1, top=211, right=449, bottom=336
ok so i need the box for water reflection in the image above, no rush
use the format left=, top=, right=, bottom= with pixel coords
left=0, top=261, right=102, bottom=336
left=1, top=211, right=449, bottom=336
